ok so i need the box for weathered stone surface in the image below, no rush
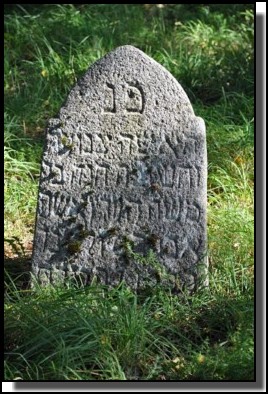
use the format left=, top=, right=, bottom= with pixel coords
left=32, top=45, right=207, bottom=291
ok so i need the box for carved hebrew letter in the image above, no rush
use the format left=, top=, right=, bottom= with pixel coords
left=125, top=84, right=144, bottom=113
left=104, top=83, right=116, bottom=113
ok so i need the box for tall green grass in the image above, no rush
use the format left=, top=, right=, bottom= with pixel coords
left=4, top=275, right=253, bottom=380
left=4, top=4, right=254, bottom=381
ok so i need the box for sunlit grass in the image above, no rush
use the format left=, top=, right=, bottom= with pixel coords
left=4, top=276, right=253, bottom=380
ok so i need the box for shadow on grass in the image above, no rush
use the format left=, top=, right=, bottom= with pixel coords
left=4, top=257, right=32, bottom=292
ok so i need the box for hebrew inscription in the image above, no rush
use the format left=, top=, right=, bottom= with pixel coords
left=32, top=45, right=207, bottom=291
left=104, top=82, right=145, bottom=114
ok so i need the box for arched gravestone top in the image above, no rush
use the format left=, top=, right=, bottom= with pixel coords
left=32, top=45, right=207, bottom=291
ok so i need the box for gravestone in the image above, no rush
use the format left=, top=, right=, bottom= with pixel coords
left=32, top=45, right=207, bottom=291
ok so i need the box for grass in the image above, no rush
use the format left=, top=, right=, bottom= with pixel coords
left=4, top=277, right=253, bottom=381
left=4, top=4, right=254, bottom=381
